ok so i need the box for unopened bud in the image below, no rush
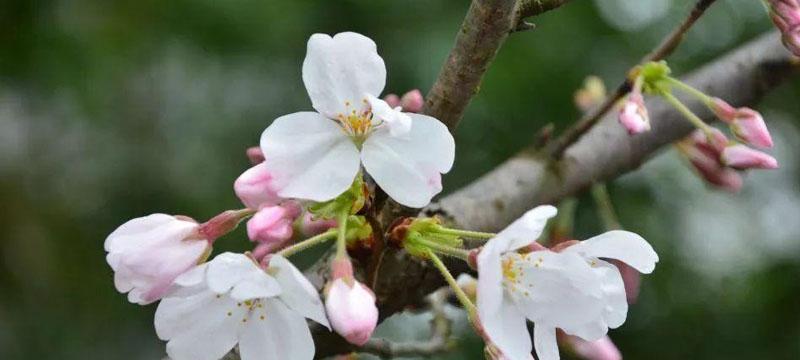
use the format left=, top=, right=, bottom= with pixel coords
left=234, top=163, right=282, bottom=209
left=567, top=335, right=622, bottom=360
left=246, top=202, right=302, bottom=248
left=325, top=278, right=379, bottom=346
left=245, top=146, right=265, bottom=165
left=383, top=93, right=401, bottom=108
left=729, top=108, right=773, bottom=149
left=721, top=144, right=779, bottom=170
left=400, top=89, right=424, bottom=113
left=618, top=93, right=650, bottom=135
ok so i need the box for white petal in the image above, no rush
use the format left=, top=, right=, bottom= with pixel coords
left=511, top=251, right=605, bottom=332
left=477, top=235, right=506, bottom=322
left=104, top=214, right=197, bottom=254
left=239, top=299, right=316, bottom=360
left=366, top=94, right=411, bottom=137
left=481, top=298, right=532, bottom=360
left=494, top=205, right=558, bottom=251
left=155, top=290, right=240, bottom=360
left=565, top=230, right=659, bottom=274
left=302, top=32, right=386, bottom=119
left=533, top=325, right=560, bottom=360
left=593, top=260, right=628, bottom=329
left=268, top=255, right=330, bottom=328
left=361, top=114, right=455, bottom=208
left=206, top=253, right=281, bottom=300
left=260, top=112, right=361, bottom=202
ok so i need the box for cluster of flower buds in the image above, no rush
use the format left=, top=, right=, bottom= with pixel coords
left=766, top=0, right=800, bottom=56
left=677, top=97, right=778, bottom=192
left=615, top=61, right=778, bottom=192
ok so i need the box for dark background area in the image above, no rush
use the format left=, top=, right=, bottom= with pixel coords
left=1, top=0, right=799, bottom=359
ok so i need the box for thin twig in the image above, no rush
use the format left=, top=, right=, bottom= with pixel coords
left=590, top=183, right=621, bottom=231
left=359, top=289, right=454, bottom=358
left=546, top=0, right=719, bottom=159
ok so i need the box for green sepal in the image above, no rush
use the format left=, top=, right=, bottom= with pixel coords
left=638, top=61, right=673, bottom=95
left=308, top=174, right=366, bottom=219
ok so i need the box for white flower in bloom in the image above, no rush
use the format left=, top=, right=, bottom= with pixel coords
left=476, top=206, right=658, bottom=360
left=105, top=214, right=209, bottom=305
left=260, top=32, right=455, bottom=208
left=155, top=253, right=329, bottom=360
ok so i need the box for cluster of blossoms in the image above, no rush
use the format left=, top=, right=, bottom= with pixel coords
left=617, top=61, right=778, bottom=192
left=106, top=32, right=659, bottom=360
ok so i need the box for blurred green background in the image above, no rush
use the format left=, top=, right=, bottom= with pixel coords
left=1, top=0, right=799, bottom=359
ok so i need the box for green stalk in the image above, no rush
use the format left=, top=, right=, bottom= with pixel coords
left=434, top=227, right=496, bottom=240
left=415, top=237, right=471, bottom=260
left=335, top=211, right=349, bottom=259
left=426, top=250, right=478, bottom=321
left=665, top=77, right=714, bottom=106
left=661, top=91, right=714, bottom=134
left=277, top=230, right=338, bottom=258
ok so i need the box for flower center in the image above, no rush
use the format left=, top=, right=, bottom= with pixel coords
left=501, top=253, right=540, bottom=300
left=218, top=295, right=269, bottom=324
left=336, top=99, right=374, bottom=143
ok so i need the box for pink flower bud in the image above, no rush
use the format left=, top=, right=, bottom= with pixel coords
left=383, top=93, right=401, bottom=108
left=197, top=209, right=253, bottom=242
left=104, top=214, right=210, bottom=304
left=722, top=144, right=779, bottom=170
left=709, top=97, right=737, bottom=123
left=567, top=335, right=622, bottom=360
left=679, top=131, right=743, bottom=193
left=234, top=162, right=282, bottom=209
left=689, top=127, right=729, bottom=155
left=400, top=89, right=424, bottom=113
left=729, top=108, right=773, bottom=149
left=246, top=202, right=302, bottom=246
left=325, top=278, right=379, bottom=346
left=245, top=146, right=265, bottom=165
left=768, top=0, right=800, bottom=56
left=618, top=93, right=650, bottom=135
left=299, top=212, right=338, bottom=237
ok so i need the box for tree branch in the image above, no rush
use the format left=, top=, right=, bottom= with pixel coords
left=547, top=0, right=719, bottom=158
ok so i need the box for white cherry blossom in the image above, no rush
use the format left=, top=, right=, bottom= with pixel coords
left=155, top=252, right=329, bottom=360
left=476, top=206, right=658, bottom=360
left=260, top=32, right=455, bottom=208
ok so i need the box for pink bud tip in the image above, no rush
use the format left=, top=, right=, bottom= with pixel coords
left=325, top=279, right=379, bottom=346
left=709, top=97, right=737, bottom=123
left=400, top=89, right=424, bottom=113
left=618, top=93, right=650, bottom=135
left=234, top=163, right=282, bottom=209
left=721, top=144, right=779, bottom=170
left=299, top=213, right=338, bottom=237
left=730, top=108, right=773, bottom=149
left=245, top=146, right=265, bottom=165
left=383, top=93, right=401, bottom=108
left=246, top=202, right=302, bottom=246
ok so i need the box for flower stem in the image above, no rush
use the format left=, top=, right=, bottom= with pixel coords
left=426, top=249, right=478, bottom=321
left=415, top=236, right=470, bottom=260
left=434, top=227, right=496, bottom=240
left=661, top=91, right=714, bottom=134
left=277, top=230, right=338, bottom=258
left=665, top=77, right=713, bottom=105
left=335, top=211, right=349, bottom=260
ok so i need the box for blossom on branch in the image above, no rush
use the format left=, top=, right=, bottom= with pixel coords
left=154, top=253, right=329, bottom=360
left=259, top=32, right=455, bottom=208
left=476, top=206, right=658, bottom=360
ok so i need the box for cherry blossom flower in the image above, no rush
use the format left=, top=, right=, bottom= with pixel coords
left=476, top=206, right=658, bottom=360
left=155, top=252, right=329, bottom=360
left=259, top=32, right=455, bottom=208
left=104, top=214, right=210, bottom=305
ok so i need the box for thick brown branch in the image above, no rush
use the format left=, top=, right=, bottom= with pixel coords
left=309, top=32, right=796, bottom=359
left=423, top=0, right=518, bottom=131
left=547, top=0, right=719, bottom=158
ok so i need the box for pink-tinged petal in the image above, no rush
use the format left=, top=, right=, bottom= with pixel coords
left=383, top=93, right=401, bottom=108
left=564, top=230, right=658, bottom=274
left=721, top=144, right=779, bottom=170
left=238, top=299, right=316, bottom=360
left=709, top=97, right=737, bottom=123
left=730, top=108, right=773, bottom=149
left=325, top=279, right=378, bottom=345
left=361, top=113, right=454, bottom=208
left=104, top=214, right=208, bottom=304
left=260, top=111, right=361, bottom=202
left=298, top=212, right=338, bottom=237
left=567, top=335, right=622, bottom=360
left=302, top=32, right=386, bottom=119
left=268, top=255, right=330, bottom=328
left=533, top=325, right=560, bottom=360
left=234, top=163, right=282, bottom=209
left=246, top=203, right=301, bottom=246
